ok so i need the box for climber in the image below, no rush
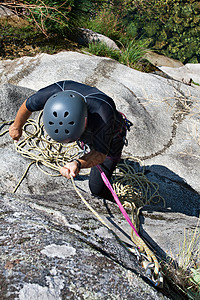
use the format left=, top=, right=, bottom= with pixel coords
left=9, top=80, right=132, bottom=201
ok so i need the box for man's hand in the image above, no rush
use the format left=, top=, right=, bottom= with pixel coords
left=59, top=161, right=80, bottom=179
left=9, top=124, right=23, bottom=142
left=60, top=150, right=106, bottom=179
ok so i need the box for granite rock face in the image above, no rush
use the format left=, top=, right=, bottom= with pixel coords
left=158, top=63, right=200, bottom=85
left=0, top=192, right=170, bottom=300
left=0, top=52, right=200, bottom=299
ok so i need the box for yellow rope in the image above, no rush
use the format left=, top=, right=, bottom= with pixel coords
left=113, top=160, right=165, bottom=230
left=0, top=115, right=164, bottom=285
left=14, top=112, right=82, bottom=179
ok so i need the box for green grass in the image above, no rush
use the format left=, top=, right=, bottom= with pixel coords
left=162, top=219, right=200, bottom=299
left=83, top=39, right=150, bottom=71
left=84, top=42, right=121, bottom=60
left=119, top=39, right=149, bottom=69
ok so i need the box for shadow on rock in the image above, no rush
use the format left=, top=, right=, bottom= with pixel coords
left=123, top=159, right=200, bottom=217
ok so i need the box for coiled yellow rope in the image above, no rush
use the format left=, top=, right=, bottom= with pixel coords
left=15, top=112, right=81, bottom=175
left=0, top=114, right=164, bottom=286
left=113, top=161, right=165, bottom=231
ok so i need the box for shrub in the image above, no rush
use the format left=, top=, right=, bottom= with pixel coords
left=85, top=7, right=124, bottom=42
left=119, top=39, right=149, bottom=68
left=123, top=0, right=200, bottom=63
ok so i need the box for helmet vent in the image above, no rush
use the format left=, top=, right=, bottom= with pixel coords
left=65, top=129, right=69, bottom=134
left=59, top=122, right=63, bottom=125
left=53, top=111, right=57, bottom=117
left=49, top=121, right=54, bottom=125
left=68, top=121, right=75, bottom=125
left=64, top=111, right=69, bottom=118
left=55, top=129, right=58, bottom=133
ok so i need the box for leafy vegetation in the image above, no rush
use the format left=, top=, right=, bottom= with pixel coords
left=81, top=0, right=200, bottom=65
left=82, top=5, right=150, bottom=70
left=85, top=42, right=120, bottom=61
left=0, top=0, right=104, bottom=36
left=1, top=0, right=199, bottom=63
left=84, top=7, right=124, bottom=42
left=0, top=0, right=151, bottom=70
left=118, top=39, right=150, bottom=69
left=122, top=0, right=200, bottom=63
left=84, top=39, right=149, bottom=71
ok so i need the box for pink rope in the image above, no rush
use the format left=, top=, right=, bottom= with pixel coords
left=97, top=165, right=140, bottom=237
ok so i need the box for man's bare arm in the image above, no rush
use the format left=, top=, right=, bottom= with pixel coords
left=9, top=100, right=32, bottom=141
left=78, top=150, right=106, bottom=169
left=60, top=150, right=107, bottom=179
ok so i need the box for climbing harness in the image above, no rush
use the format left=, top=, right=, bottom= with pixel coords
left=1, top=114, right=164, bottom=287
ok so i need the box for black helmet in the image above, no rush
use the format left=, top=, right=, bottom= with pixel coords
left=43, top=90, right=87, bottom=143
